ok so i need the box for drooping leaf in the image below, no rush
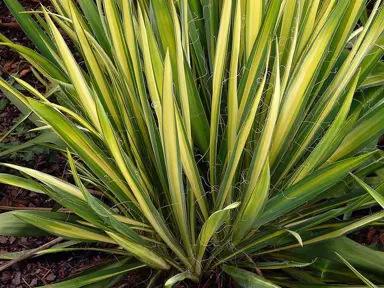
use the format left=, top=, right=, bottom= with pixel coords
left=0, top=210, right=79, bottom=237
left=195, top=202, right=240, bottom=274
left=14, top=212, right=114, bottom=243
left=37, top=259, right=145, bottom=288
left=164, top=272, right=199, bottom=288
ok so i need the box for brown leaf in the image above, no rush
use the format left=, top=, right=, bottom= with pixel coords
left=19, top=67, right=31, bottom=78
left=380, top=233, right=384, bottom=246
left=367, top=228, right=376, bottom=243
left=0, top=22, right=21, bottom=30
left=3, top=60, right=15, bottom=71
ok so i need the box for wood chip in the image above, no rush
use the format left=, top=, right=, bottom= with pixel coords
left=11, top=271, right=21, bottom=285
left=46, top=273, right=56, bottom=282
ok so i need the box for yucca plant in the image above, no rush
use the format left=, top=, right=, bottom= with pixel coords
left=1, top=0, right=384, bottom=286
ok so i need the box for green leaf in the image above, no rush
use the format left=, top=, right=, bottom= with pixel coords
left=270, top=0, right=350, bottom=167
left=14, top=212, right=114, bottom=243
left=0, top=211, right=79, bottom=237
left=162, top=52, right=191, bottom=258
left=66, top=149, right=144, bottom=243
left=226, top=0, right=241, bottom=154
left=170, top=0, right=191, bottom=142
left=3, top=0, right=57, bottom=63
left=330, top=100, right=384, bottom=161
left=233, top=42, right=281, bottom=238
left=238, top=0, right=284, bottom=114
left=107, top=232, right=170, bottom=270
left=336, top=252, right=378, bottom=288
left=233, top=161, right=270, bottom=243
left=0, top=131, right=62, bottom=158
left=255, top=153, right=374, bottom=227
left=285, top=71, right=360, bottom=185
left=245, top=0, right=263, bottom=61
left=209, top=0, right=233, bottom=187
left=195, top=202, right=240, bottom=274
left=360, top=62, right=384, bottom=89
left=1, top=163, right=84, bottom=200
left=3, top=0, right=384, bottom=284
left=0, top=246, right=130, bottom=260
left=0, top=240, right=79, bottom=260
left=240, top=259, right=317, bottom=270
left=0, top=173, right=44, bottom=193
left=95, top=96, right=191, bottom=269
left=215, top=59, right=269, bottom=210
left=0, top=112, right=31, bottom=142
left=43, top=9, right=100, bottom=129
left=0, top=78, right=42, bottom=127
left=351, top=174, right=384, bottom=208
left=222, top=265, right=281, bottom=288
left=37, top=259, right=145, bottom=288
left=164, top=272, right=199, bottom=288
left=25, top=98, right=138, bottom=209
left=286, top=229, right=303, bottom=247
left=258, top=211, right=384, bottom=257
left=291, top=237, right=384, bottom=278
left=76, top=0, right=111, bottom=56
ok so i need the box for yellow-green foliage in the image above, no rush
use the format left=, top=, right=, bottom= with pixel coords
left=1, top=0, right=384, bottom=286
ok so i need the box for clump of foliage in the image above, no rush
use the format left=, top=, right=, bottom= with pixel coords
left=1, top=0, right=384, bottom=287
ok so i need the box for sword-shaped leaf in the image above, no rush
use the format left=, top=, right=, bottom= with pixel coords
left=14, top=212, right=114, bottom=243
left=209, top=0, right=232, bottom=188
left=336, top=253, right=378, bottom=288
left=162, top=52, right=192, bottom=258
left=36, top=259, right=145, bottom=288
left=351, top=174, right=384, bottom=208
left=255, top=153, right=374, bottom=227
left=222, top=265, right=281, bottom=288
left=107, top=232, right=170, bottom=270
